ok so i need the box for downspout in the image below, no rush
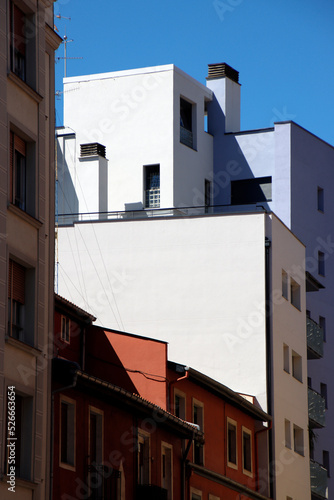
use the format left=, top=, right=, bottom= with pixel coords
left=265, top=237, right=274, bottom=499
left=255, top=421, right=272, bottom=493
left=182, top=432, right=195, bottom=500
left=50, top=372, right=78, bottom=500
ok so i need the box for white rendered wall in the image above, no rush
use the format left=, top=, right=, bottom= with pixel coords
left=62, top=65, right=213, bottom=213
left=58, top=213, right=269, bottom=408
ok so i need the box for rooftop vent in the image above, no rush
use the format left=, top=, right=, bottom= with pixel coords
left=80, top=143, right=106, bottom=158
left=207, top=63, right=239, bottom=83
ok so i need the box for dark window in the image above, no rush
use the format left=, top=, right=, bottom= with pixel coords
left=60, top=400, right=75, bottom=466
left=10, top=131, right=35, bottom=216
left=231, top=176, right=272, bottom=205
left=321, top=383, right=328, bottom=409
left=323, top=450, right=330, bottom=477
left=10, top=2, right=26, bottom=80
left=144, top=165, right=160, bottom=208
left=180, top=97, right=194, bottom=148
left=61, top=316, right=70, bottom=343
left=317, top=187, right=324, bottom=212
left=205, top=179, right=211, bottom=212
left=227, top=421, right=237, bottom=465
left=318, top=251, right=325, bottom=276
left=319, top=316, right=326, bottom=342
left=8, top=259, right=25, bottom=340
left=243, top=430, right=252, bottom=473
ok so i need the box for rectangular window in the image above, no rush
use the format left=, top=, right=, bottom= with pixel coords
left=318, top=251, right=325, bottom=277
left=293, top=424, right=304, bottom=456
left=61, top=316, right=70, bottom=343
left=89, top=408, right=104, bottom=499
left=292, top=351, right=302, bottom=382
left=227, top=418, right=237, bottom=468
left=138, top=432, right=150, bottom=485
left=161, top=443, right=172, bottom=500
left=144, top=164, right=160, bottom=208
left=285, top=419, right=291, bottom=449
left=60, top=398, right=75, bottom=467
left=231, top=176, right=272, bottom=205
left=290, top=278, right=301, bottom=310
left=283, top=344, right=290, bottom=373
left=320, top=383, right=328, bottom=409
left=205, top=179, right=211, bottom=213
left=5, top=392, right=33, bottom=480
left=242, top=427, right=253, bottom=476
left=323, top=450, right=330, bottom=477
left=190, top=489, right=202, bottom=500
left=193, top=400, right=204, bottom=465
left=174, top=390, right=186, bottom=420
left=10, top=2, right=26, bottom=80
left=8, top=258, right=35, bottom=345
left=10, top=131, right=35, bottom=216
left=282, top=270, right=288, bottom=299
left=180, top=97, right=195, bottom=149
left=317, top=187, right=324, bottom=212
left=319, top=316, right=326, bottom=342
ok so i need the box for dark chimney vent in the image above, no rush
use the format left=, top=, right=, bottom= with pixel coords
left=207, top=63, right=239, bottom=83
left=80, top=143, right=106, bottom=158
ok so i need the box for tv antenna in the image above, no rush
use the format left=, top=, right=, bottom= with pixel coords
left=55, top=16, right=82, bottom=77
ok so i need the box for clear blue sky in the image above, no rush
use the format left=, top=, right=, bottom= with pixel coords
left=54, top=0, right=334, bottom=145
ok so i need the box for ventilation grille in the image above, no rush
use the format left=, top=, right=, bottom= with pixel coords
left=80, top=143, right=106, bottom=158
left=207, top=63, right=239, bottom=83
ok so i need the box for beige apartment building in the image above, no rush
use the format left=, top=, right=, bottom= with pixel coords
left=0, top=0, right=60, bottom=498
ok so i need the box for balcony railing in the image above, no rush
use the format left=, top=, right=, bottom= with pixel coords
left=136, top=484, right=168, bottom=500
left=308, top=387, right=326, bottom=428
left=307, top=317, right=324, bottom=359
left=310, top=460, right=328, bottom=499
left=180, top=126, right=193, bottom=148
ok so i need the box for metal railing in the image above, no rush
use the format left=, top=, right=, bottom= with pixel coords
left=180, top=126, right=193, bottom=148
left=310, top=460, right=328, bottom=499
left=308, top=387, right=326, bottom=428
left=307, top=317, right=324, bottom=359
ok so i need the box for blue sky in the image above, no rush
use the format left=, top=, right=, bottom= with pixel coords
left=54, top=0, right=334, bottom=145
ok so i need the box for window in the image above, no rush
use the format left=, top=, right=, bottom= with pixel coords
left=193, top=400, right=204, bottom=465
left=285, top=419, right=291, bottom=449
left=10, top=131, right=35, bottom=216
left=138, top=431, right=150, bottom=485
left=180, top=97, right=196, bottom=149
left=174, top=390, right=186, bottom=420
left=60, top=398, right=75, bottom=468
left=231, top=176, right=272, bottom=205
left=323, top=450, right=330, bottom=477
left=8, top=259, right=35, bottom=345
left=317, top=187, right=324, bottom=212
left=283, top=344, right=289, bottom=373
left=282, top=270, right=288, bottom=299
left=89, top=408, right=104, bottom=499
left=242, top=427, right=253, bottom=476
left=144, top=164, right=160, bottom=208
left=5, top=391, right=33, bottom=480
left=205, top=179, right=211, bottom=213
left=319, top=316, right=326, bottom=342
left=290, top=278, right=301, bottom=310
left=293, top=425, right=304, bottom=456
left=190, top=489, right=202, bottom=500
left=161, top=443, right=172, bottom=500
left=318, top=251, right=325, bottom=277
left=320, top=383, right=328, bottom=409
left=227, top=418, right=237, bottom=468
left=9, top=1, right=36, bottom=87
left=61, top=316, right=70, bottom=343
left=292, top=351, right=302, bottom=382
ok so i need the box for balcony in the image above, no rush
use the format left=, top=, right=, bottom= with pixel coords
left=308, top=387, right=326, bottom=428
left=180, top=126, right=193, bottom=148
left=310, top=460, right=328, bottom=499
left=307, top=317, right=324, bottom=359
left=136, top=484, right=168, bottom=500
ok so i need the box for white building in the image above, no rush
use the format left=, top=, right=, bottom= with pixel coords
left=56, top=63, right=331, bottom=499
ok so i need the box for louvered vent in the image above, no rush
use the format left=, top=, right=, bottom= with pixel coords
left=80, top=143, right=106, bottom=158
left=207, top=63, right=239, bottom=83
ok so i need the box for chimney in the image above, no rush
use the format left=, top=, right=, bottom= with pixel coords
left=206, top=62, right=240, bottom=134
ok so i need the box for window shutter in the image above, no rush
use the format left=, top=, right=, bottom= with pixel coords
left=12, top=4, right=26, bottom=55
left=8, top=259, right=25, bottom=304
left=14, top=134, right=26, bottom=156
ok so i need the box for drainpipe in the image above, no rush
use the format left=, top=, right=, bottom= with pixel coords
left=181, top=432, right=195, bottom=500
left=265, top=237, right=274, bottom=499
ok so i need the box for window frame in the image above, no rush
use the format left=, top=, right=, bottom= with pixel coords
left=293, top=424, right=304, bottom=456
left=291, top=350, right=303, bottom=383
left=282, top=269, right=288, bottom=300
left=290, top=277, right=301, bottom=310
left=317, top=186, right=324, bottom=212
left=242, top=426, right=253, bottom=477
left=226, top=417, right=238, bottom=470
left=173, top=389, right=186, bottom=420
left=285, top=419, right=291, bottom=449
left=180, top=96, right=196, bottom=149
left=61, top=315, right=71, bottom=343
left=192, top=398, right=204, bottom=466
left=137, top=429, right=150, bottom=486
left=144, top=164, right=160, bottom=209
left=59, top=395, right=76, bottom=470
left=161, top=442, right=173, bottom=500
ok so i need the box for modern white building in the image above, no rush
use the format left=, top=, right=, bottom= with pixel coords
left=56, top=62, right=332, bottom=499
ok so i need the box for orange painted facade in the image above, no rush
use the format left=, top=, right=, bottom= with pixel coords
left=53, top=295, right=271, bottom=500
